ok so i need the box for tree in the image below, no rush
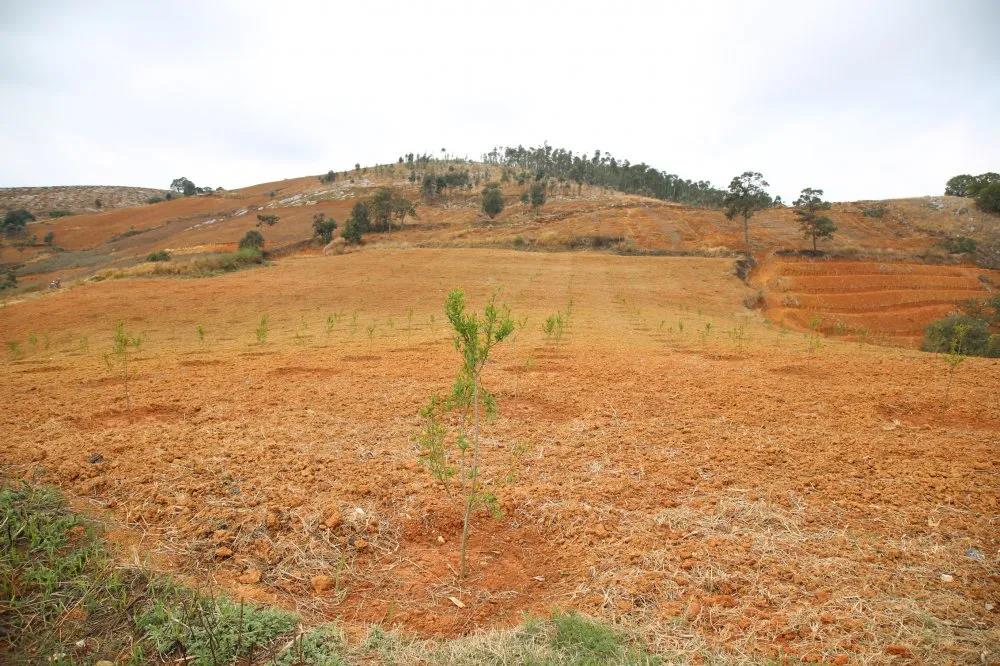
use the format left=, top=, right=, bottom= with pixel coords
left=416, top=290, right=515, bottom=579
left=723, top=171, right=770, bottom=261
left=170, top=177, right=197, bottom=196
left=793, top=187, right=836, bottom=252
left=974, top=181, right=1000, bottom=214
left=2, top=209, right=34, bottom=236
left=368, top=188, right=395, bottom=232
left=239, top=230, right=264, bottom=250
left=481, top=183, right=504, bottom=219
left=945, top=174, right=976, bottom=197
left=319, top=170, right=337, bottom=184
left=529, top=182, right=546, bottom=209
left=392, top=194, right=416, bottom=228
left=312, top=213, right=338, bottom=243
left=341, top=202, right=370, bottom=244
left=43, top=231, right=55, bottom=246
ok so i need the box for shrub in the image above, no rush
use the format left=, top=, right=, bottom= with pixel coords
left=941, top=236, right=977, bottom=254
left=239, top=230, right=264, bottom=250
left=256, top=214, right=279, bottom=227
left=2, top=208, right=34, bottom=236
left=146, top=250, right=171, bottom=262
left=922, top=314, right=996, bottom=357
left=43, top=231, right=55, bottom=246
left=862, top=204, right=887, bottom=218
left=1, top=270, right=16, bottom=290
left=318, top=170, right=337, bottom=184
left=482, top=183, right=504, bottom=218
left=46, top=210, right=73, bottom=218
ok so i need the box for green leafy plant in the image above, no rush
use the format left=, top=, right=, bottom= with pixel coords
left=414, top=289, right=515, bottom=579
left=255, top=315, right=269, bottom=344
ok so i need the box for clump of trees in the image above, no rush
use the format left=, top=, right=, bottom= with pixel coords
left=529, top=182, right=547, bottom=209
left=421, top=169, right=472, bottom=200
left=723, top=172, right=771, bottom=261
left=793, top=188, right=836, bottom=252
left=482, top=144, right=727, bottom=207
left=170, top=177, right=214, bottom=196
left=312, top=213, right=338, bottom=243
left=2, top=209, right=35, bottom=237
left=342, top=189, right=417, bottom=244
left=945, top=172, right=1000, bottom=214
left=481, top=183, right=504, bottom=219
left=318, top=170, right=338, bottom=184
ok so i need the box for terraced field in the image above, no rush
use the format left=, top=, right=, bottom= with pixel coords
left=755, top=257, right=998, bottom=345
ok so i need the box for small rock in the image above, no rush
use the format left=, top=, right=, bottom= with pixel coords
left=96, top=661, right=115, bottom=666
left=311, top=575, right=335, bottom=593
left=436, top=535, right=446, bottom=545
left=88, top=453, right=104, bottom=464
left=238, top=569, right=262, bottom=584
left=940, top=573, right=954, bottom=583
left=965, top=548, right=984, bottom=561
left=831, top=656, right=848, bottom=666
left=214, top=546, right=234, bottom=559
left=352, top=537, right=368, bottom=550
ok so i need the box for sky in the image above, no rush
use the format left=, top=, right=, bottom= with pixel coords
left=1, top=0, right=998, bottom=202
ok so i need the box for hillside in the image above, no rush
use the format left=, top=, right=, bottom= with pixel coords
left=2, top=162, right=997, bottom=347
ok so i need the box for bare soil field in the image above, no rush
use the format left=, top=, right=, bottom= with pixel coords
left=754, top=257, right=999, bottom=346
left=2, top=248, right=997, bottom=663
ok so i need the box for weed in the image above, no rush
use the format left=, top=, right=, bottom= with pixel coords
left=6, top=340, right=21, bottom=359
left=698, top=322, right=712, bottom=345
left=28, top=331, right=38, bottom=350
left=366, top=321, right=377, bottom=353
left=349, top=310, right=359, bottom=336
left=196, top=324, right=205, bottom=344
left=255, top=315, right=269, bottom=344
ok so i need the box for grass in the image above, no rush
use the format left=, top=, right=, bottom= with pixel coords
left=0, top=482, right=661, bottom=664
left=92, top=247, right=265, bottom=281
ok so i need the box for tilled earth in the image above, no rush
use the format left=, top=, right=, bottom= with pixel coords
left=1, top=248, right=997, bottom=664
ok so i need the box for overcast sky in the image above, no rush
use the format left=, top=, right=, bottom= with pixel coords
left=1, top=1, right=997, bottom=202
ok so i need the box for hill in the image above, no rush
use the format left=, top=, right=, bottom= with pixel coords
left=0, top=185, right=170, bottom=217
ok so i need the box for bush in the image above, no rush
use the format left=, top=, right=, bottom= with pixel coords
left=861, top=204, right=886, bottom=218
left=922, top=314, right=997, bottom=357
left=239, top=230, right=264, bottom=250
left=1, top=270, right=16, bottom=290
left=43, top=231, right=55, bottom=246
left=146, top=250, right=171, bottom=262
left=3, top=208, right=35, bottom=236
left=482, top=183, right=504, bottom=219
left=941, top=236, right=977, bottom=254
left=146, top=196, right=164, bottom=204
left=47, top=210, right=73, bottom=218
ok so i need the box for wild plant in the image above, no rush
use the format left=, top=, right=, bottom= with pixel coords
left=429, top=313, right=437, bottom=334
left=543, top=312, right=565, bottom=344
left=325, top=312, right=343, bottom=336
left=349, top=311, right=359, bottom=336
left=414, top=289, right=514, bottom=578
left=28, top=332, right=38, bottom=350
left=406, top=309, right=414, bottom=340
left=196, top=325, right=205, bottom=344
left=730, top=322, right=747, bottom=353
left=7, top=340, right=22, bottom=359
left=255, top=315, right=269, bottom=344
left=678, top=320, right=684, bottom=334
left=107, top=321, right=142, bottom=410
left=365, top=322, right=377, bottom=353
left=294, top=317, right=307, bottom=346
left=79, top=336, right=89, bottom=352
